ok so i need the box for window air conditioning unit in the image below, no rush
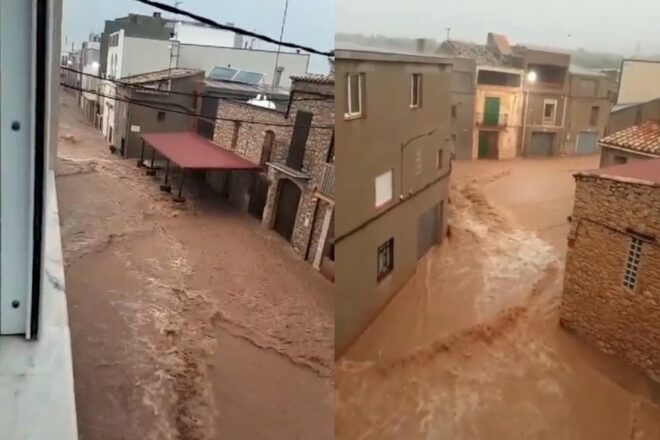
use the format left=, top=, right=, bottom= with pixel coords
left=0, top=0, right=52, bottom=338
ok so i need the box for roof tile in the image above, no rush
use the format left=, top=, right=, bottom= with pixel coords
left=600, top=120, right=660, bottom=155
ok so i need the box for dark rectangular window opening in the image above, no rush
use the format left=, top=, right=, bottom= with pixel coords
left=477, top=70, right=521, bottom=87
left=377, top=238, right=394, bottom=282
left=451, top=105, right=457, bottom=118
left=590, top=106, right=600, bottom=126
left=157, top=111, right=166, bottom=122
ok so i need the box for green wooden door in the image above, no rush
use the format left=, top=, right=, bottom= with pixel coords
left=478, top=132, right=490, bottom=158
left=484, top=97, right=500, bottom=126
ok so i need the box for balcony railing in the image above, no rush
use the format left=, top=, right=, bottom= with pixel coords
left=319, top=163, right=335, bottom=198
left=476, top=112, right=508, bottom=127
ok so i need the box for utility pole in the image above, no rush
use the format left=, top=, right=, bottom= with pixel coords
left=271, top=0, right=289, bottom=91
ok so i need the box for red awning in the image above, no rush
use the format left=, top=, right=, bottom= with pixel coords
left=141, top=132, right=260, bottom=170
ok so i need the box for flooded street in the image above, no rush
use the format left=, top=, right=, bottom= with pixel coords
left=336, top=157, right=660, bottom=439
left=56, top=91, right=333, bottom=440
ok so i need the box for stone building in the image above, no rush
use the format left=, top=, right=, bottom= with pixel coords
left=599, top=120, right=660, bottom=167
left=208, top=74, right=335, bottom=278
left=561, top=158, right=660, bottom=381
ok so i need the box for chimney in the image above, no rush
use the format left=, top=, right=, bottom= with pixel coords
left=153, top=12, right=161, bottom=18
left=416, top=38, right=427, bottom=53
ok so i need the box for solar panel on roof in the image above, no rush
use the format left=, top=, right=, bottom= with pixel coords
left=209, top=66, right=238, bottom=80
left=233, top=71, right=265, bottom=85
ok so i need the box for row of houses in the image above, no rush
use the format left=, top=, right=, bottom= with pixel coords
left=437, top=33, right=612, bottom=159
left=61, top=12, right=336, bottom=279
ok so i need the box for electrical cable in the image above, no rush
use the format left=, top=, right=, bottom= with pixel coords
left=62, top=82, right=334, bottom=130
left=61, top=66, right=334, bottom=102
left=132, top=0, right=334, bottom=57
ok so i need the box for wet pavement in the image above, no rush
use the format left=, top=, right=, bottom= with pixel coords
left=336, top=157, right=660, bottom=439
left=56, top=92, right=333, bottom=440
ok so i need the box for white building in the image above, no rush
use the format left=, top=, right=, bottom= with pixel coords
left=79, top=39, right=100, bottom=125
left=101, top=24, right=311, bottom=142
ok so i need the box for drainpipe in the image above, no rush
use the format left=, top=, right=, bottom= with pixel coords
left=521, top=88, right=530, bottom=155
left=560, top=95, right=568, bottom=154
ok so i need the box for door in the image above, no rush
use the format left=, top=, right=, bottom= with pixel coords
left=484, top=97, right=500, bottom=126
left=417, top=203, right=440, bottom=260
left=248, top=175, right=269, bottom=220
left=478, top=131, right=498, bottom=159
left=576, top=131, right=598, bottom=155
left=287, top=111, right=313, bottom=170
left=273, top=179, right=302, bottom=242
left=529, top=132, right=554, bottom=156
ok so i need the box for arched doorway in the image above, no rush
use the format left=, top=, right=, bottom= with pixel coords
left=273, top=179, right=302, bottom=242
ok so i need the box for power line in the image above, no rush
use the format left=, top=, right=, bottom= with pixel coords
left=60, top=66, right=334, bottom=102
left=132, top=0, right=334, bottom=57
left=62, top=82, right=334, bottom=130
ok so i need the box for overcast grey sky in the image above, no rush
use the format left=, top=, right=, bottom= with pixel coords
left=336, top=0, right=660, bottom=56
left=63, top=0, right=334, bottom=73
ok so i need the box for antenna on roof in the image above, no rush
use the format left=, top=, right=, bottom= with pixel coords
left=446, top=27, right=451, bottom=41
left=172, top=0, right=183, bottom=20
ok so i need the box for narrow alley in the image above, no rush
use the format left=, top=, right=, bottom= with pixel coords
left=56, top=91, right=334, bottom=440
left=336, top=157, right=660, bottom=439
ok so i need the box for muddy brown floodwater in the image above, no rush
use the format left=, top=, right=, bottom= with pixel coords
left=56, top=91, right=333, bottom=440
left=337, top=157, right=660, bottom=439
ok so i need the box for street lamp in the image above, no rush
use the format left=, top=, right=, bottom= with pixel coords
left=521, top=70, right=537, bottom=155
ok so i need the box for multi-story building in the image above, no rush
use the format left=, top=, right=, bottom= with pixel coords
left=440, top=33, right=610, bottom=158
left=112, top=68, right=204, bottom=158
left=78, top=36, right=101, bottom=125
left=564, top=65, right=610, bottom=155
left=615, top=59, right=660, bottom=106
left=208, top=74, right=335, bottom=278
left=334, top=49, right=453, bottom=353
left=561, top=158, right=660, bottom=381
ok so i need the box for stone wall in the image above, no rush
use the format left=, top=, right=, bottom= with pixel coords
left=561, top=175, right=660, bottom=380
left=210, top=78, right=335, bottom=270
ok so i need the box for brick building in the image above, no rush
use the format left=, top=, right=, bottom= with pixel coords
left=208, top=74, right=335, bottom=278
left=561, top=158, right=660, bottom=381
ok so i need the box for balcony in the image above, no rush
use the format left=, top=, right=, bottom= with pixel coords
left=476, top=112, right=509, bottom=128
left=319, top=162, right=335, bottom=198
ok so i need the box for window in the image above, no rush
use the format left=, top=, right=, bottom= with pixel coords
left=451, top=105, right=458, bottom=118
left=614, top=156, right=628, bottom=165
left=543, top=99, right=557, bottom=125
left=346, top=73, right=363, bottom=117
left=437, top=148, right=444, bottom=169
left=411, top=73, right=422, bottom=108
left=326, top=131, right=335, bottom=163
left=231, top=122, right=241, bottom=149
left=590, top=106, right=600, bottom=126
left=377, top=238, right=394, bottom=282
left=623, top=237, right=643, bottom=290
left=375, top=170, right=393, bottom=208
left=157, top=111, right=166, bottom=122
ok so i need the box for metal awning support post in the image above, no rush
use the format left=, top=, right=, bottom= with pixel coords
left=173, top=169, right=186, bottom=203
left=146, top=146, right=157, bottom=176
left=160, top=159, right=171, bottom=192
left=137, top=139, right=145, bottom=167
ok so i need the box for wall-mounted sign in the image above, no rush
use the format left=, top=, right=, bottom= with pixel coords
left=130, top=125, right=141, bottom=133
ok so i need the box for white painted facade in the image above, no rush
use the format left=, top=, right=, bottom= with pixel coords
left=107, top=29, right=172, bottom=80
left=617, top=60, right=660, bottom=105
left=171, top=21, right=237, bottom=47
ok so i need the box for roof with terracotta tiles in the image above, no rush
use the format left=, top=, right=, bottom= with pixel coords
left=290, top=73, right=334, bottom=85
left=599, top=120, right=660, bottom=155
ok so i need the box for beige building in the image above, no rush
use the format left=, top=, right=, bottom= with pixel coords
left=616, top=59, right=660, bottom=106
left=561, top=158, right=660, bottom=381
left=335, top=49, right=453, bottom=354
left=599, top=120, right=660, bottom=167
left=440, top=33, right=610, bottom=158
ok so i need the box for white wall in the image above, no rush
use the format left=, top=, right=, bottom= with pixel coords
left=617, top=60, right=660, bottom=105
left=107, top=30, right=171, bottom=79
left=173, top=22, right=235, bottom=47
left=177, top=44, right=310, bottom=88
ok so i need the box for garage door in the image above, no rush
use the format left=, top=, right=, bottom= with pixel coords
left=576, top=131, right=599, bottom=155
left=529, top=133, right=554, bottom=156
left=417, top=203, right=442, bottom=260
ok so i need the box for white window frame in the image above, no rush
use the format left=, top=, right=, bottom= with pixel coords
left=543, top=99, right=557, bottom=126
left=345, top=73, right=363, bottom=119
left=410, top=73, right=422, bottom=109
left=0, top=0, right=50, bottom=337
left=623, top=237, right=643, bottom=291
left=375, top=169, right=393, bottom=208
